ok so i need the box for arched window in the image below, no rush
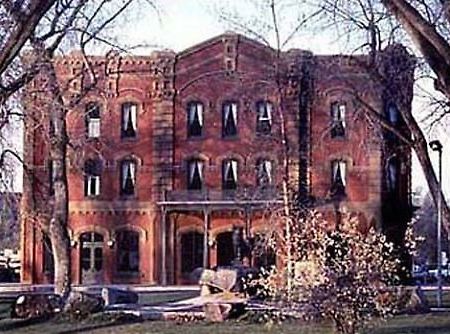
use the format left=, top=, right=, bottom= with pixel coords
left=121, top=102, right=137, bottom=138
left=256, top=101, right=272, bottom=134
left=331, top=159, right=347, bottom=196
left=187, top=101, right=203, bottom=137
left=256, top=159, right=273, bottom=186
left=222, top=101, right=238, bottom=137
left=181, top=231, right=204, bottom=275
left=331, top=102, right=346, bottom=138
left=222, top=159, right=238, bottom=190
left=116, top=230, right=139, bottom=273
left=84, top=159, right=101, bottom=197
left=120, top=159, right=137, bottom=196
left=187, top=159, right=204, bottom=190
left=386, top=158, right=399, bottom=193
left=386, top=102, right=400, bottom=125
left=85, top=103, right=101, bottom=138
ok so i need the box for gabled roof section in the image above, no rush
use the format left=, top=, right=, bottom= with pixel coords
left=177, top=31, right=275, bottom=59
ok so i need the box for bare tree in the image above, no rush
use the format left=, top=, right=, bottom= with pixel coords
left=310, top=0, right=450, bottom=237
left=1, top=0, right=158, bottom=305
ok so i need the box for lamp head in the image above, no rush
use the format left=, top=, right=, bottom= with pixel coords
left=430, top=140, right=443, bottom=152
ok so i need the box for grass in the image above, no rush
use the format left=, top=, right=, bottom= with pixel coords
left=1, top=290, right=450, bottom=333
left=1, top=313, right=450, bottom=334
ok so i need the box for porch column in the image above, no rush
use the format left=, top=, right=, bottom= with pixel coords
left=244, top=206, right=252, bottom=265
left=244, top=206, right=251, bottom=238
left=161, top=207, right=167, bottom=286
left=203, top=207, right=210, bottom=269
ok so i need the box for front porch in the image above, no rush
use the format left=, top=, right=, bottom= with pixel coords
left=157, top=187, right=282, bottom=285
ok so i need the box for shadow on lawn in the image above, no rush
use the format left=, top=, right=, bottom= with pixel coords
left=369, top=324, right=450, bottom=334
left=54, top=319, right=141, bottom=334
left=0, top=313, right=141, bottom=334
left=0, top=315, right=52, bottom=332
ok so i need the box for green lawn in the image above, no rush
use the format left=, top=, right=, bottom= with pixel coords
left=1, top=303, right=450, bottom=334
left=1, top=290, right=450, bottom=333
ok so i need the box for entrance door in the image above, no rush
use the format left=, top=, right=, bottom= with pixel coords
left=80, top=232, right=104, bottom=284
left=180, top=232, right=204, bottom=279
left=216, top=232, right=234, bottom=267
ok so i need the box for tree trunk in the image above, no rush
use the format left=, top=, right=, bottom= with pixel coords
left=379, top=0, right=450, bottom=229
left=42, top=56, right=71, bottom=301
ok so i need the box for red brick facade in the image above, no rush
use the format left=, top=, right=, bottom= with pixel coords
left=20, top=33, right=413, bottom=285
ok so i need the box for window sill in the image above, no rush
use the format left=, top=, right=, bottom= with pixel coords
left=120, top=136, right=138, bottom=142
left=330, top=136, right=348, bottom=141
left=84, top=195, right=101, bottom=200
left=119, top=194, right=137, bottom=200
left=187, top=135, right=204, bottom=141
left=222, top=135, right=239, bottom=140
left=255, top=132, right=272, bottom=138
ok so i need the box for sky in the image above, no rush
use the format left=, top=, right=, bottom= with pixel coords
left=118, top=0, right=449, bottom=198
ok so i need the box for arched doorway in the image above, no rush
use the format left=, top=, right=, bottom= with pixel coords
left=216, top=231, right=234, bottom=267
left=80, top=232, right=104, bottom=284
left=180, top=231, right=204, bottom=279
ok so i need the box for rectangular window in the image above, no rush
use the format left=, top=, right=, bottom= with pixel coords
left=256, top=101, right=272, bottom=134
left=257, top=159, right=273, bottom=186
left=331, top=160, right=346, bottom=196
left=222, top=102, right=238, bottom=137
left=120, top=160, right=136, bottom=196
left=85, top=175, right=100, bottom=197
left=187, top=102, right=203, bottom=137
left=187, top=160, right=203, bottom=190
left=331, top=103, right=346, bottom=138
left=121, top=103, right=137, bottom=138
left=386, top=158, right=399, bottom=193
left=86, top=104, right=101, bottom=138
left=43, top=235, right=54, bottom=274
left=84, top=159, right=101, bottom=197
left=222, top=159, right=238, bottom=190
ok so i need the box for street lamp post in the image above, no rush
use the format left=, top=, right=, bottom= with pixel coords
left=430, top=139, right=443, bottom=307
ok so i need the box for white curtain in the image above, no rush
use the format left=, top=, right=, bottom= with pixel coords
left=224, top=160, right=231, bottom=180
left=122, top=162, right=131, bottom=188
left=197, top=103, right=203, bottom=126
left=189, top=103, right=203, bottom=126
left=230, top=160, right=238, bottom=181
left=338, top=104, right=346, bottom=128
left=231, top=103, right=237, bottom=124
left=339, top=161, right=346, bottom=186
left=259, top=102, right=272, bottom=123
left=94, top=175, right=100, bottom=195
left=224, top=104, right=231, bottom=124
left=189, top=161, right=203, bottom=183
left=130, top=104, right=137, bottom=131
left=333, top=160, right=346, bottom=187
left=129, top=161, right=136, bottom=185
left=189, top=161, right=196, bottom=181
left=266, top=102, right=272, bottom=123
left=122, top=105, right=130, bottom=130
left=88, top=175, right=100, bottom=196
left=263, top=160, right=272, bottom=183
left=197, top=161, right=203, bottom=181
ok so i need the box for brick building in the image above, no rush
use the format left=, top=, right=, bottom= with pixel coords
left=20, top=33, right=414, bottom=285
